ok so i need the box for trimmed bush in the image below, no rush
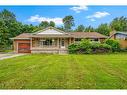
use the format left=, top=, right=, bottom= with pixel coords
left=68, top=39, right=112, bottom=54
left=105, top=39, right=120, bottom=52
left=77, top=39, right=92, bottom=54
left=68, top=43, right=79, bottom=54
left=91, top=43, right=112, bottom=53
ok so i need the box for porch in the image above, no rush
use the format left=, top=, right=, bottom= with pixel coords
left=31, top=37, right=74, bottom=54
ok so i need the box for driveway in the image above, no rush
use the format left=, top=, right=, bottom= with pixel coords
left=0, top=53, right=26, bottom=60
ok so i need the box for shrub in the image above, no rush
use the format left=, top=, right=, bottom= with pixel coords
left=105, top=39, right=120, bottom=52
left=68, top=43, right=79, bottom=54
left=77, top=39, right=92, bottom=54
left=91, top=43, right=112, bottom=53
left=68, top=39, right=112, bottom=54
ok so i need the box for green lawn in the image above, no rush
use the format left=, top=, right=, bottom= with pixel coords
left=0, top=53, right=127, bottom=89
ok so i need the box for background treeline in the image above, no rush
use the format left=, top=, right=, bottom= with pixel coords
left=0, top=9, right=127, bottom=50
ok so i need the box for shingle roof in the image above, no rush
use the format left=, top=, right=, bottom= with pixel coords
left=69, top=32, right=107, bottom=38
left=11, top=32, right=107, bottom=39
left=11, top=33, right=32, bottom=39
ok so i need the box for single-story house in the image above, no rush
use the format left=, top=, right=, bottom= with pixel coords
left=11, top=27, right=107, bottom=54
left=109, top=31, right=127, bottom=48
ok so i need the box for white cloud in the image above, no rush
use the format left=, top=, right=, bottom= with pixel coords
left=70, top=5, right=88, bottom=13
left=27, top=15, right=63, bottom=25
left=90, top=18, right=96, bottom=22
left=86, top=11, right=110, bottom=20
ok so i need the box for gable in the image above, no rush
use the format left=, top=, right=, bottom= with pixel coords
left=37, top=29, right=63, bottom=34
left=35, top=27, right=66, bottom=35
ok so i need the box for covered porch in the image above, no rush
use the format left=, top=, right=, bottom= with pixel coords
left=31, top=37, right=74, bottom=53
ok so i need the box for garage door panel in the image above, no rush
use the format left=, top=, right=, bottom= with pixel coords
left=18, top=43, right=31, bottom=53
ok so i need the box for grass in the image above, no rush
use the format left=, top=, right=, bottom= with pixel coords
left=0, top=50, right=13, bottom=53
left=0, top=53, right=127, bottom=89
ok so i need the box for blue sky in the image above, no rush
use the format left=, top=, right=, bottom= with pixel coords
left=0, top=6, right=127, bottom=28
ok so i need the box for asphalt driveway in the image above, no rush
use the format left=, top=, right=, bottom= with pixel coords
left=0, top=53, right=26, bottom=60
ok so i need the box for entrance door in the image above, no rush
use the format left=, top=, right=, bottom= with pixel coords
left=18, top=43, right=31, bottom=53
left=61, top=39, right=65, bottom=48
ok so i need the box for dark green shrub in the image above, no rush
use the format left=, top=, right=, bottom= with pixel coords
left=105, top=39, right=120, bottom=52
left=77, top=39, right=92, bottom=54
left=91, top=43, right=112, bottom=53
left=68, top=39, right=112, bottom=54
left=68, top=43, right=79, bottom=54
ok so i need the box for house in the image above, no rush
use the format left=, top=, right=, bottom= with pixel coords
left=11, top=27, right=107, bottom=54
left=109, top=31, right=127, bottom=48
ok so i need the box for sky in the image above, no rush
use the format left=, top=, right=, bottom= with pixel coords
left=0, top=6, right=127, bottom=28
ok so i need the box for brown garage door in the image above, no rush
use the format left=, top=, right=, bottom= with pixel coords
left=18, top=43, right=31, bottom=53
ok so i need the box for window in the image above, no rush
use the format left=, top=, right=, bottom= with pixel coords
left=94, top=38, right=98, bottom=41
left=75, top=38, right=81, bottom=43
left=43, top=39, right=52, bottom=46
left=90, top=39, right=98, bottom=41
left=39, top=38, right=57, bottom=47
left=61, top=39, right=64, bottom=46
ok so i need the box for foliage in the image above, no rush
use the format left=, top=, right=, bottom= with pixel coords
left=39, top=21, right=55, bottom=29
left=84, top=26, right=95, bottom=32
left=110, top=16, right=127, bottom=31
left=68, top=43, right=79, bottom=54
left=96, top=23, right=111, bottom=36
left=39, top=21, right=49, bottom=28
left=105, top=39, right=120, bottom=52
left=68, top=39, right=112, bottom=54
left=0, top=9, right=21, bottom=50
left=21, top=24, right=38, bottom=33
left=49, top=21, right=55, bottom=27
left=63, top=15, right=75, bottom=31
left=0, top=9, right=37, bottom=50
left=56, top=26, right=65, bottom=31
left=75, top=25, right=85, bottom=32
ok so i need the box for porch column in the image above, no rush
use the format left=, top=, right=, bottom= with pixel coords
left=69, top=38, right=71, bottom=45
left=72, top=38, right=75, bottom=43
left=57, top=38, right=60, bottom=48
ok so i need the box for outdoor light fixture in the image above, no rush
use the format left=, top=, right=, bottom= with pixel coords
left=52, top=39, right=55, bottom=42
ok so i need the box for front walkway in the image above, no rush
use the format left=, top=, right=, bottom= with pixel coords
left=0, top=53, right=26, bottom=60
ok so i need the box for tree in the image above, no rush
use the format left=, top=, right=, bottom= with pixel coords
left=63, top=15, right=75, bottom=31
left=96, top=23, right=111, bottom=36
left=57, top=26, right=65, bottom=31
left=39, top=21, right=49, bottom=28
left=21, top=24, right=37, bottom=33
left=84, top=26, right=95, bottom=32
left=0, top=9, right=22, bottom=50
left=49, top=21, right=55, bottom=27
left=110, top=16, right=127, bottom=31
left=0, top=9, right=16, bottom=22
left=75, top=25, right=85, bottom=32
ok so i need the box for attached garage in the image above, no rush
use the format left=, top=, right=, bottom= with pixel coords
left=13, top=39, right=31, bottom=53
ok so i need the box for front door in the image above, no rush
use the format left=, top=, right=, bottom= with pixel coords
left=61, top=39, right=65, bottom=48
